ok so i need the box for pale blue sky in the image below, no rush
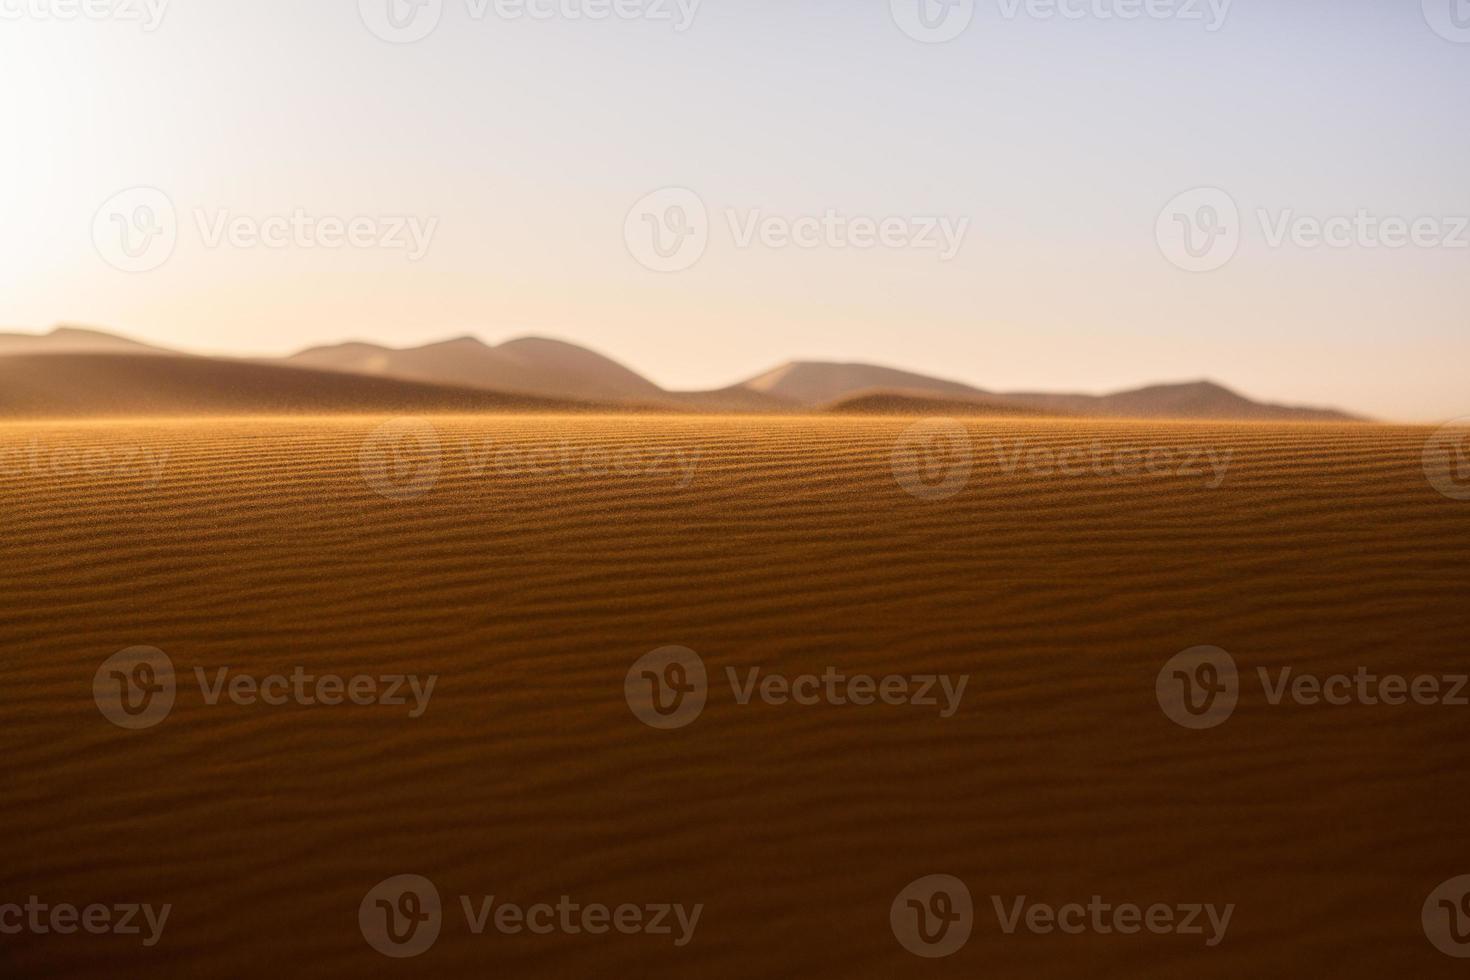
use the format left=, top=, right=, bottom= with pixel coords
left=1, top=0, right=1466, bottom=419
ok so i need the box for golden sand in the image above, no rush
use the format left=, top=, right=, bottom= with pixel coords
left=0, top=415, right=1466, bottom=977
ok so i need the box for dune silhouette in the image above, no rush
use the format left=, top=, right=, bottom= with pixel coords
left=0, top=326, right=1366, bottom=422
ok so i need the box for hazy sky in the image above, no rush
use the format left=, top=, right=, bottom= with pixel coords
left=1, top=0, right=1466, bottom=420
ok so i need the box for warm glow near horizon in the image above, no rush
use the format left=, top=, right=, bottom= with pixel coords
left=2, top=1, right=1467, bottom=421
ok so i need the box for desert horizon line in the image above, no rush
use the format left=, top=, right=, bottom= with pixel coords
left=0, top=323, right=1374, bottom=420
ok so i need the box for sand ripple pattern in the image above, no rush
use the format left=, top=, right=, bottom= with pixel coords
left=0, top=416, right=1467, bottom=977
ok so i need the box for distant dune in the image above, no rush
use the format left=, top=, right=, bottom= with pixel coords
left=0, top=325, right=176, bottom=356
left=742, top=361, right=1360, bottom=422
left=0, top=353, right=591, bottom=417
left=741, top=360, right=991, bottom=406
left=0, top=326, right=1367, bottom=422
left=996, top=380, right=1359, bottom=423
left=667, top=385, right=801, bottom=414
left=286, top=335, right=667, bottom=405
left=824, top=390, right=1057, bottom=417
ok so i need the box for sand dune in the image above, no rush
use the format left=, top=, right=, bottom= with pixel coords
left=0, top=325, right=176, bottom=356
left=824, top=390, right=1056, bottom=417
left=0, top=328, right=1364, bottom=421
left=0, top=353, right=597, bottom=417
left=287, top=335, right=668, bottom=405
left=998, top=380, right=1358, bottom=423
left=739, top=362, right=1358, bottom=421
left=667, top=384, right=800, bottom=413
left=742, top=360, right=993, bottom=405
left=0, top=415, right=1464, bottom=977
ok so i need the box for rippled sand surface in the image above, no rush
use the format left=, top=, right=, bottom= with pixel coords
left=1, top=415, right=1467, bottom=977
